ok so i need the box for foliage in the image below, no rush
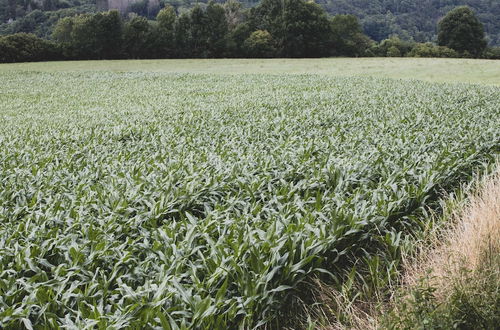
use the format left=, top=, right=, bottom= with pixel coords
left=5, top=1, right=497, bottom=61
left=315, top=0, right=500, bottom=46
left=281, top=0, right=332, bottom=58
left=0, top=0, right=95, bottom=23
left=249, top=0, right=335, bottom=57
left=123, top=14, right=155, bottom=59
left=482, top=47, right=500, bottom=60
left=243, top=29, right=275, bottom=57
left=0, top=70, right=499, bottom=328
left=0, top=5, right=96, bottom=39
left=0, top=0, right=96, bottom=38
left=386, top=45, right=401, bottom=57
left=407, top=43, right=459, bottom=58
left=0, top=32, right=61, bottom=62
left=438, top=6, right=487, bottom=58
left=205, top=1, right=229, bottom=57
left=224, top=0, right=245, bottom=30
left=172, top=11, right=191, bottom=58
left=2, top=0, right=500, bottom=47
left=225, top=21, right=251, bottom=57
left=369, top=36, right=414, bottom=57
left=52, top=10, right=123, bottom=59
left=189, top=5, right=209, bottom=57
left=155, top=5, right=176, bottom=57
left=384, top=259, right=500, bottom=329
left=330, top=14, right=372, bottom=57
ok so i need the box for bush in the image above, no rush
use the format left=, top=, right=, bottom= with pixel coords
left=243, top=30, right=276, bottom=58
left=384, top=262, right=500, bottom=329
left=407, top=43, right=459, bottom=58
left=387, top=45, right=401, bottom=57
left=371, top=37, right=414, bottom=57
left=482, top=47, right=500, bottom=59
left=0, top=33, right=62, bottom=62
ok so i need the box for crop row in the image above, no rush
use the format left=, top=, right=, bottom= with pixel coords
left=0, top=72, right=499, bottom=328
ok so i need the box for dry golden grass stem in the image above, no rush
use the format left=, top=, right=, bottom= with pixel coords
left=310, top=278, right=378, bottom=330
left=404, top=169, right=500, bottom=295
left=313, top=168, right=500, bottom=330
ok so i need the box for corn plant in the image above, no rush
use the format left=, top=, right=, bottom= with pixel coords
left=0, top=71, right=499, bottom=328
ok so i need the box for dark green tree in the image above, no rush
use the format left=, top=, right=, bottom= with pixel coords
left=438, top=6, right=487, bottom=57
left=156, top=5, right=176, bottom=57
left=370, top=36, right=413, bottom=57
left=0, top=33, right=61, bottom=62
left=174, top=12, right=191, bottom=58
left=51, top=16, right=74, bottom=57
left=248, top=0, right=284, bottom=48
left=331, top=14, right=372, bottom=56
left=282, top=0, right=332, bottom=57
left=157, top=5, right=176, bottom=32
left=206, top=1, right=228, bottom=57
left=407, top=42, right=458, bottom=58
left=123, top=15, right=153, bottom=59
left=189, top=5, right=208, bottom=57
left=226, top=21, right=252, bottom=57
left=249, top=0, right=333, bottom=57
left=65, top=14, right=96, bottom=58
left=52, top=11, right=122, bottom=60
left=94, top=10, right=123, bottom=59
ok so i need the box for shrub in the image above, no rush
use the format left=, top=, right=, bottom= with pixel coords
left=387, top=45, right=401, bottom=57
left=243, top=29, right=277, bottom=58
left=482, top=47, right=500, bottom=59
left=371, top=37, right=413, bottom=57
left=0, top=33, right=61, bottom=62
left=407, top=43, right=459, bottom=58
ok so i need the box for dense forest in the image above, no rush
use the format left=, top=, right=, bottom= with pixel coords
left=1, top=0, right=499, bottom=45
left=316, top=0, right=500, bottom=45
left=2, top=0, right=498, bottom=63
left=0, top=0, right=97, bottom=38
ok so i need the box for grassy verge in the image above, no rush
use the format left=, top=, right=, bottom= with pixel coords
left=295, top=165, right=500, bottom=329
left=384, top=168, right=500, bottom=329
left=0, top=58, right=499, bottom=85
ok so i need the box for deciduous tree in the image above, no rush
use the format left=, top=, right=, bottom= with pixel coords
left=243, top=29, right=276, bottom=57
left=206, top=1, right=228, bottom=57
left=156, top=6, right=176, bottom=57
left=438, top=6, right=487, bottom=57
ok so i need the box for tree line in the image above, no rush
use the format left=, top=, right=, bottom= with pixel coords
left=1, top=1, right=498, bottom=63
left=316, top=0, right=500, bottom=46
left=3, top=0, right=500, bottom=46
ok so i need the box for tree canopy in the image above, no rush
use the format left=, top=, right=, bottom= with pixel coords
left=438, top=6, right=487, bottom=57
left=2, top=1, right=498, bottom=62
left=2, top=0, right=499, bottom=46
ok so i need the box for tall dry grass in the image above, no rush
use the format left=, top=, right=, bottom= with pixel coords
left=403, top=169, right=500, bottom=296
left=306, top=168, right=500, bottom=329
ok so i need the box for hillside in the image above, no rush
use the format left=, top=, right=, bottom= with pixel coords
left=0, top=0, right=96, bottom=38
left=316, top=0, right=500, bottom=45
left=0, top=0, right=499, bottom=45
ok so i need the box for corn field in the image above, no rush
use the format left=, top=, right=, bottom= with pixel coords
left=0, top=71, right=499, bottom=328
